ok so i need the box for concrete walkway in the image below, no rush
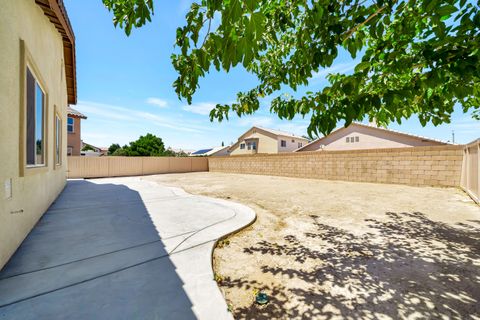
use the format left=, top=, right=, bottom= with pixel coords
left=0, top=177, right=255, bottom=320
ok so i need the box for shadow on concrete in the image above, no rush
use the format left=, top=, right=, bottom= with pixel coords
left=222, top=212, right=480, bottom=319
left=0, top=180, right=196, bottom=319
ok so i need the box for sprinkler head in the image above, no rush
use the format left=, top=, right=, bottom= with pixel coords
left=255, top=292, right=269, bottom=305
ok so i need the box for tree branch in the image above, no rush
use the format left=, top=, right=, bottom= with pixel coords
left=343, top=1, right=395, bottom=40
left=201, top=18, right=212, bottom=48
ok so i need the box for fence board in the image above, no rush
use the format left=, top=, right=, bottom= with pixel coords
left=461, top=139, right=480, bottom=204
left=67, top=157, right=208, bottom=178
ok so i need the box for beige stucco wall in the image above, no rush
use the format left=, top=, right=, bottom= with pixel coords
left=0, top=1, right=68, bottom=269
left=67, top=116, right=82, bottom=156
left=301, top=125, right=447, bottom=151
left=277, top=136, right=309, bottom=153
left=229, top=128, right=285, bottom=155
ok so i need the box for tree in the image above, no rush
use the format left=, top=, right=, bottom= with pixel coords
left=108, top=143, right=121, bottom=155
left=103, top=0, right=480, bottom=136
left=112, top=148, right=128, bottom=156
left=82, top=144, right=96, bottom=152
left=125, top=133, right=166, bottom=156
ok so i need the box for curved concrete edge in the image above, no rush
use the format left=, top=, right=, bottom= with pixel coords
left=142, top=178, right=256, bottom=320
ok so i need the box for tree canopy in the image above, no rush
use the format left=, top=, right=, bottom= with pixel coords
left=109, top=134, right=188, bottom=156
left=103, top=0, right=480, bottom=136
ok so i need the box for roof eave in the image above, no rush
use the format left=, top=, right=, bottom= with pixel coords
left=36, top=0, right=77, bottom=105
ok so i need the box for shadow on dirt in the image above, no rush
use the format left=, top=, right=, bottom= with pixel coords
left=221, top=212, right=480, bottom=319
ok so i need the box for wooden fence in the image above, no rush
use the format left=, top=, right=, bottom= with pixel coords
left=67, top=156, right=208, bottom=178
left=461, top=139, right=480, bottom=204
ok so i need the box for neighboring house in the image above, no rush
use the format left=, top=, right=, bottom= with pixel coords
left=297, top=122, right=450, bottom=152
left=67, top=106, right=87, bottom=156
left=190, top=145, right=230, bottom=157
left=0, top=0, right=76, bottom=268
left=81, top=142, right=107, bottom=157
left=167, top=147, right=195, bottom=155
left=228, top=126, right=309, bottom=155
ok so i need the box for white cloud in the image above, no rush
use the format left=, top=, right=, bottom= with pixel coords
left=182, top=102, right=216, bottom=115
left=76, top=100, right=210, bottom=134
left=310, top=61, right=359, bottom=83
left=237, top=116, right=274, bottom=128
left=146, top=97, right=168, bottom=108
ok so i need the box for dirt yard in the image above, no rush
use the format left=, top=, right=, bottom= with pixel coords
left=144, top=172, right=480, bottom=320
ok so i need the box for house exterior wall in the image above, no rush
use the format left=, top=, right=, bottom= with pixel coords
left=300, top=125, right=446, bottom=152
left=209, top=145, right=464, bottom=187
left=0, top=1, right=68, bottom=269
left=277, top=136, right=308, bottom=153
left=67, top=116, right=82, bottom=156
left=229, top=129, right=278, bottom=155
left=211, top=147, right=230, bottom=157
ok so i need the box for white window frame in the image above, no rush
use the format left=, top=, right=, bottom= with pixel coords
left=25, top=67, right=46, bottom=168
left=54, top=111, right=62, bottom=166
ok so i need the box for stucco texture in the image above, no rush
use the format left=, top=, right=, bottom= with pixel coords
left=0, top=1, right=69, bottom=268
left=67, top=116, right=82, bottom=156
left=300, top=124, right=447, bottom=152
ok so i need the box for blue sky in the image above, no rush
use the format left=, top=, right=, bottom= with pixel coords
left=64, top=0, right=479, bottom=150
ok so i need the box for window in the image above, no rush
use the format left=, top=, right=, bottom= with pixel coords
left=67, top=117, right=74, bottom=133
left=240, top=143, right=245, bottom=149
left=291, top=139, right=295, bottom=143
left=67, top=147, right=73, bottom=156
left=26, top=68, right=45, bottom=166
left=252, top=142, right=257, bottom=150
left=281, top=140, right=287, bottom=147
left=355, top=136, right=359, bottom=142
left=298, top=142, right=303, bottom=148
left=55, top=114, right=61, bottom=165
left=346, top=137, right=350, bottom=143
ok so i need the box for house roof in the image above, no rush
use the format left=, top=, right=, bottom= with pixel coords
left=296, top=122, right=451, bottom=152
left=67, top=106, right=87, bottom=119
left=35, top=0, right=76, bottom=104
left=254, top=126, right=309, bottom=140
left=191, top=145, right=230, bottom=156
left=191, top=148, right=213, bottom=155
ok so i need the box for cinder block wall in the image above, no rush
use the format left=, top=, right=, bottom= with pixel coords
left=209, top=145, right=464, bottom=187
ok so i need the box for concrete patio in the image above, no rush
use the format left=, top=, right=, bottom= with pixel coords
left=0, top=177, right=255, bottom=320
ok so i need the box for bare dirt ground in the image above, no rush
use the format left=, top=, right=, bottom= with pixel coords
left=144, top=172, right=480, bottom=320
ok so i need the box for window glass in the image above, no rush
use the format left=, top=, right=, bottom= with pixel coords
left=26, top=68, right=45, bottom=166
left=346, top=137, right=349, bottom=143
left=240, top=143, right=245, bottom=149
left=298, top=142, right=302, bottom=148
left=35, top=83, right=44, bottom=164
left=67, top=117, right=74, bottom=133
left=356, top=136, right=359, bottom=142
left=252, top=142, right=256, bottom=150
left=281, top=140, right=286, bottom=147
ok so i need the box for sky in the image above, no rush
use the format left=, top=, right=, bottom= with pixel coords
left=64, top=0, right=479, bottom=150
